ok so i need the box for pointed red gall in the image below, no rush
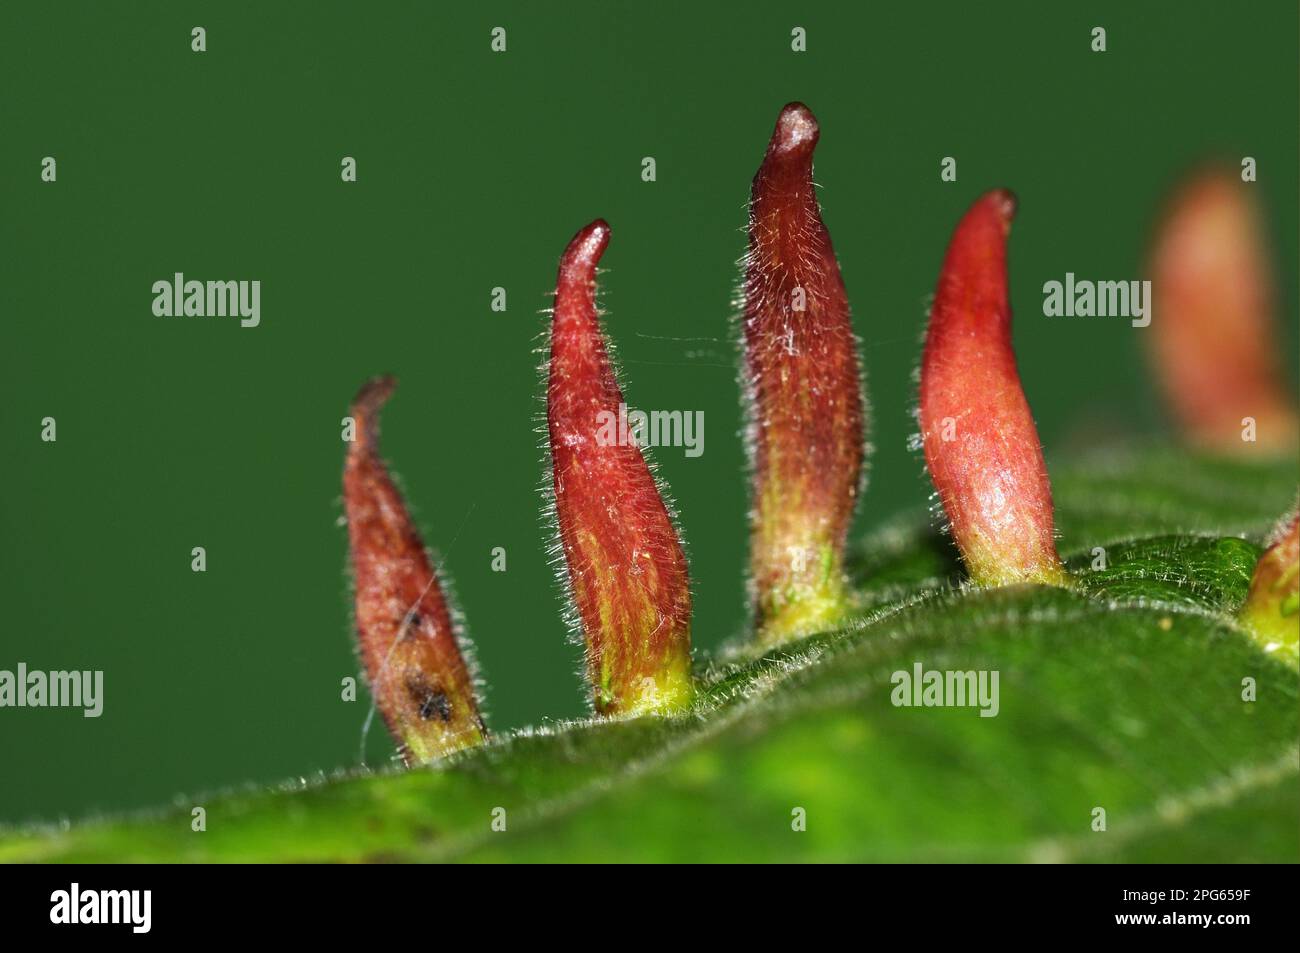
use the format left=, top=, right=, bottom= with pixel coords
left=343, top=377, right=486, bottom=763
left=742, top=103, right=866, bottom=644
left=920, top=190, right=1067, bottom=587
left=546, top=221, right=694, bottom=716
left=1149, top=169, right=1298, bottom=453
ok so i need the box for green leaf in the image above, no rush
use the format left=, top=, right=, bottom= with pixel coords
left=2, top=447, right=1296, bottom=862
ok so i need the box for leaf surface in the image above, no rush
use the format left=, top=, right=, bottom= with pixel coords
left=2, top=448, right=1295, bottom=863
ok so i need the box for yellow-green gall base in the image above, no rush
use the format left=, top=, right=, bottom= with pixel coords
left=401, top=722, right=488, bottom=767
left=1237, top=510, right=1299, bottom=667
left=961, top=532, right=1072, bottom=590
left=1239, top=572, right=1299, bottom=668
left=968, top=561, right=1072, bottom=589
left=755, top=563, right=851, bottom=648
left=595, top=650, right=695, bottom=718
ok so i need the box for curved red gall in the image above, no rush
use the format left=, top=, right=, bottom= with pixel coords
left=547, top=221, right=693, bottom=715
left=920, top=190, right=1066, bottom=587
left=343, top=377, right=485, bottom=763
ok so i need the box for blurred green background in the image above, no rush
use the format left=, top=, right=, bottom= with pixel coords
left=1, top=1, right=1296, bottom=824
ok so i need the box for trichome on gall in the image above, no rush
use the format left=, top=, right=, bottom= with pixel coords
left=919, top=190, right=1067, bottom=588
left=343, top=377, right=486, bottom=764
left=741, top=103, right=866, bottom=645
left=546, top=220, right=694, bottom=716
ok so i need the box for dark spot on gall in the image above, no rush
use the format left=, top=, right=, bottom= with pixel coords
left=419, top=690, right=452, bottom=722
left=405, top=674, right=452, bottom=722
